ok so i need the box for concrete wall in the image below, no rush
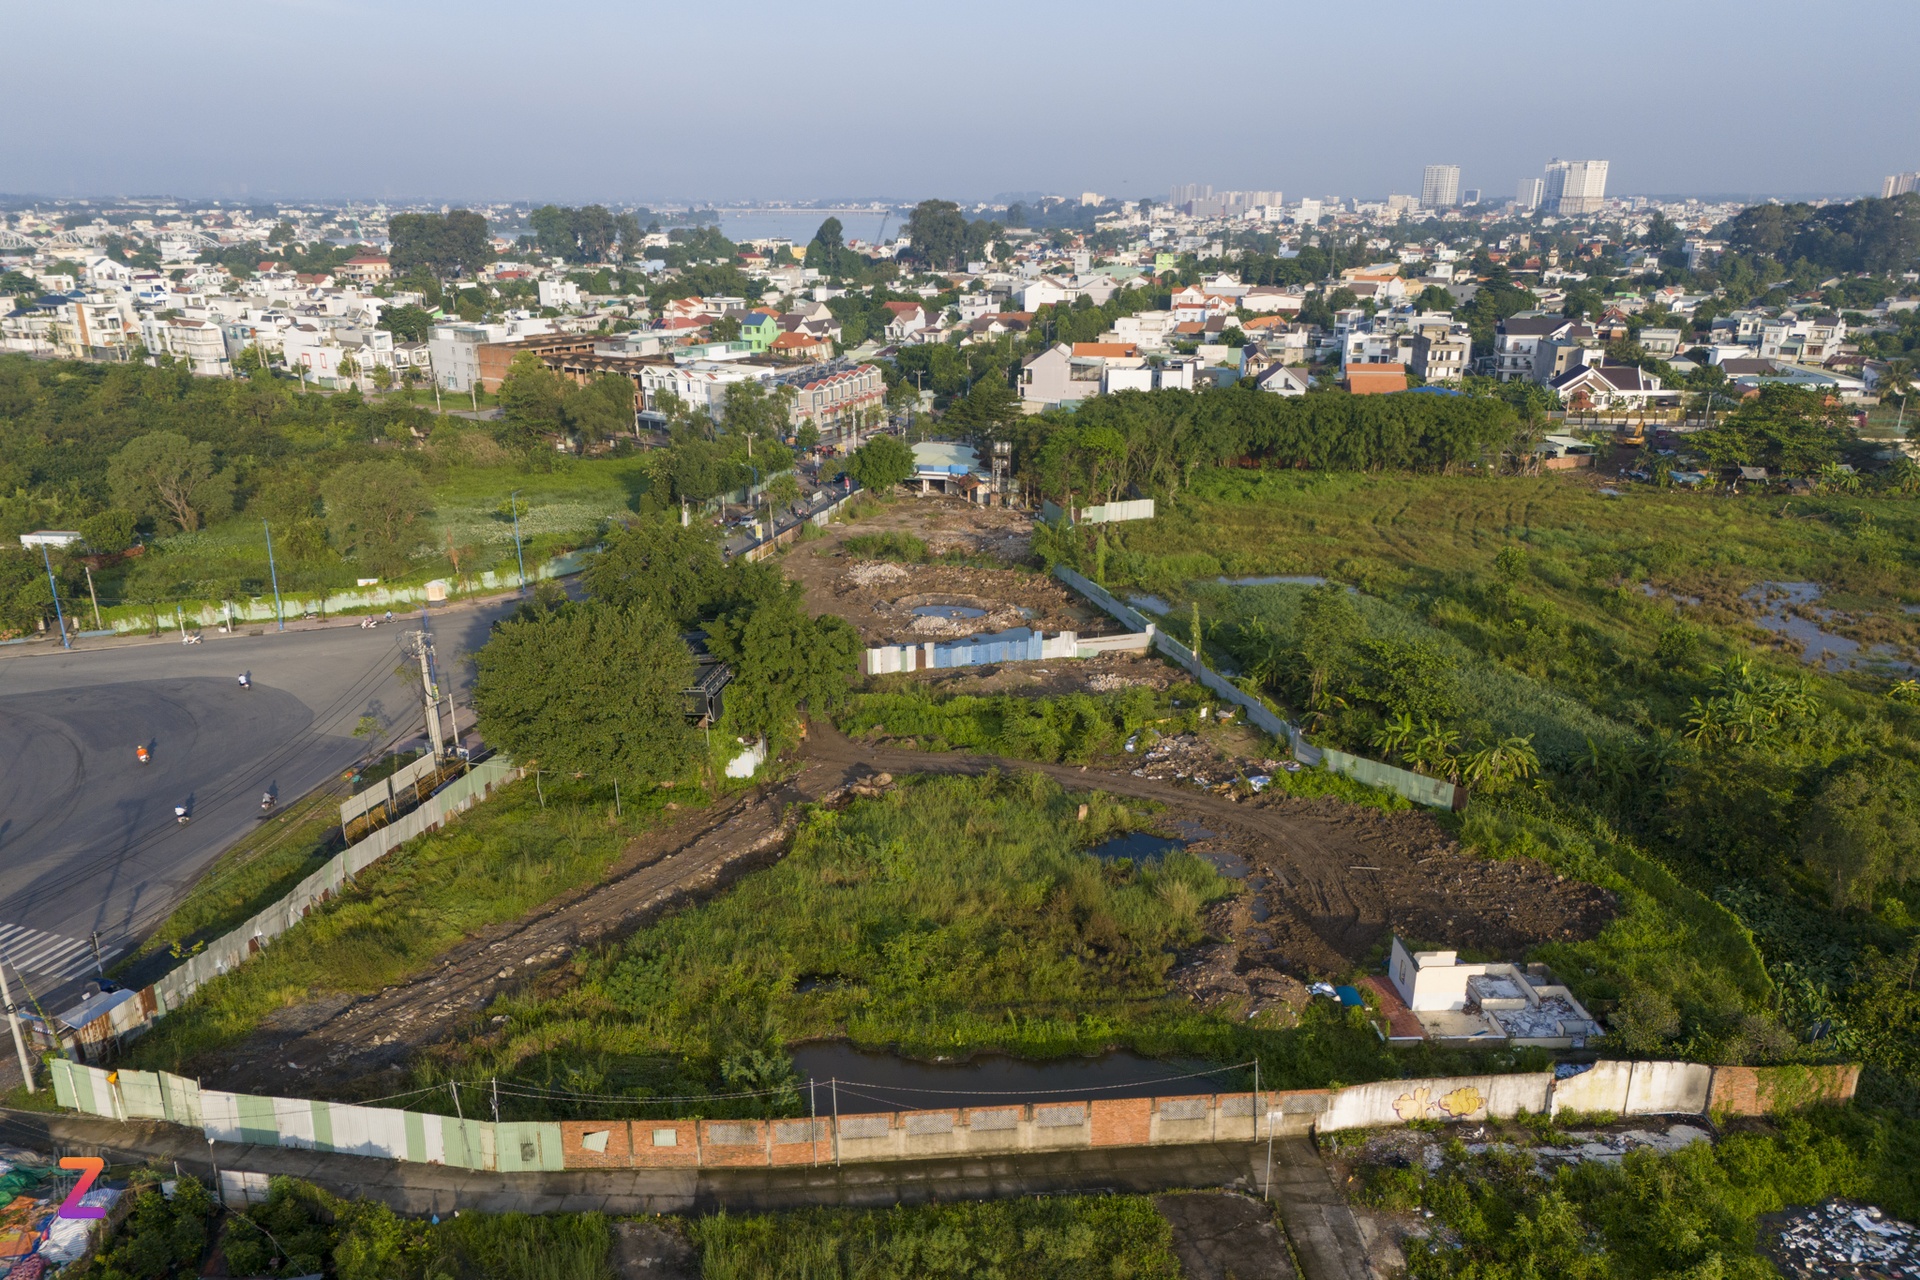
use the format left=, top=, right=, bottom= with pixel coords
left=862, top=628, right=1153, bottom=676
left=50, top=1059, right=1856, bottom=1176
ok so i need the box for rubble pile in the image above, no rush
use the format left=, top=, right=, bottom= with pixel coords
left=1768, top=1201, right=1920, bottom=1278
left=1130, top=734, right=1286, bottom=796
left=844, top=561, right=911, bottom=587
left=1087, top=672, right=1151, bottom=692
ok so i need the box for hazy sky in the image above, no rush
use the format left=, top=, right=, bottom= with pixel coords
left=6, top=0, right=1916, bottom=205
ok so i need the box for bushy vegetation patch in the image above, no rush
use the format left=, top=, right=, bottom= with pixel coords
left=692, top=1196, right=1180, bottom=1280
left=838, top=682, right=1207, bottom=763
left=1356, top=1109, right=1920, bottom=1278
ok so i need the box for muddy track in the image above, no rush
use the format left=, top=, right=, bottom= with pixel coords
left=197, top=727, right=1605, bottom=1097
left=194, top=756, right=871, bottom=1097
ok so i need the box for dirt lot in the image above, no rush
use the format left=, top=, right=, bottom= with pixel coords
left=782, top=495, right=1120, bottom=645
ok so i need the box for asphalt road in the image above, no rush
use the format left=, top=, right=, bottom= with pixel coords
left=0, top=600, right=514, bottom=1009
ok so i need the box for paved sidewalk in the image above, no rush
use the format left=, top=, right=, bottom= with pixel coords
left=1263, top=1134, right=1374, bottom=1280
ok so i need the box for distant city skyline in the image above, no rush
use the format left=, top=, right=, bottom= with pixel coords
left=4, top=0, right=1915, bottom=204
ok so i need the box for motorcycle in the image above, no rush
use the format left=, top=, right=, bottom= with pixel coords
left=174, top=806, right=189, bottom=825
left=136, top=746, right=151, bottom=765
left=260, top=792, right=276, bottom=813
left=238, top=672, right=252, bottom=690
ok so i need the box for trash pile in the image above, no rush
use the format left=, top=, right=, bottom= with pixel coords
left=1767, top=1201, right=1920, bottom=1278
left=843, top=561, right=909, bottom=587
left=1087, top=672, right=1150, bottom=692
left=1130, top=734, right=1288, bottom=797
left=0, top=1149, right=121, bottom=1276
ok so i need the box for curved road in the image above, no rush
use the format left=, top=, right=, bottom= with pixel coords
left=0, top=600, right=514, bottom=1006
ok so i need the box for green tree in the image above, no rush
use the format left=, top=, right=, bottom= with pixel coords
left=584, top=517, right=727, bottom=626
left=387, top=210, right=491, bottom=277
left=320, top=460, right=432, bottom=576
left=473, top=601, right=697, bottom=784
left=844, top=433, right=915, bottom=493
left=79, top=509, right=137, bottom=553
left=377, top=303, right=435, bottom=342
left=1800, top=757, right=1920, bottom=910
left=496, top=351, right=567, bottom=448
left=563, top=372, right=636, bottom=446
left=705, top=589, right=861, bottom=745
left=107, top=431, right=233, bottom=532
left=903, top=199, right=969, bottom=270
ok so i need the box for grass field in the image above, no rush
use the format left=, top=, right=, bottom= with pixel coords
left=119, top=774, right=699, bottom=1076
left=91, top=453, right=654, bottom=621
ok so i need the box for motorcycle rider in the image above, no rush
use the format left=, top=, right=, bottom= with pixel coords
left=174, top=804, right=189, bottom=824
left=238, top=671, right=251, bottom=689
left=260, top=791, right=276, bottom=811
left=136, top=745, right=150, bottom=764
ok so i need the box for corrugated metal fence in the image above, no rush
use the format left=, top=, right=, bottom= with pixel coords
left=1051, top=566, right=1458, bottom=810
left=146, top=758, right=519, bottom=1018
left=338, top=754, right=440, bottom=830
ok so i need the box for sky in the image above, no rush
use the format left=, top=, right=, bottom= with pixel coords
left=5, top=0, right=1917, bottom=206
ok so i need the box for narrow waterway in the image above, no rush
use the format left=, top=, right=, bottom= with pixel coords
left=789, top=1043, right=1244, bottom=1110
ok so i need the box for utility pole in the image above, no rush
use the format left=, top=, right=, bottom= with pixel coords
left=508, top=491, right=528, bottom=593
left=404, top=630, right=447, bottom=760
left=0, top=958, right=34, bottom=1093
left=263, top=521, right=285, bottom=631
left=83, top=565, right=102, bottom=631
left=39, top=545, right=69, bottom=650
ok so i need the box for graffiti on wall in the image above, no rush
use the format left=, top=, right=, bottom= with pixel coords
left=1393, top=1084, right=1485, bottom=1122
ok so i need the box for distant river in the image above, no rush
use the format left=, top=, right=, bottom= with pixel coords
left=712, top=209, right=896, bottom=245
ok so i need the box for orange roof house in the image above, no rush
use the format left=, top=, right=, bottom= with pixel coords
left=1343, top=363, right=1409, bottom=395
left=1071, top=342, right=1138, bottom=358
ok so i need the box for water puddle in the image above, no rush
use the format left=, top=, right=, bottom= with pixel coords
left=1088, top=831, right=1187, bottom=862
left=1744, top=582, right=1872, bottom=670
left=912, top=603, right=986, bottom=620
left=1127, top=594, right=1172, bottom=615
left=789, top=1042, right=1236, bottom=1108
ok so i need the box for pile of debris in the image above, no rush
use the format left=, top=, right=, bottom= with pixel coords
left=1767, top=1201, right=1920, bottom=1278
left=1087, top=672, right=1151, bottom=692
left=1130, top=733, right=1287, bottom=796
left=844, top=561, right=910, bottom=587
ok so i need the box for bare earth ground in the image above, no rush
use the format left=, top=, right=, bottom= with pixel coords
left=189, top=720, right=1612, bottom=1098
left=783, top=495, right=1117, bottom=645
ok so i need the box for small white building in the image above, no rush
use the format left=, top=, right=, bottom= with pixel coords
left=1388, top=937, right=1602, bottom=1048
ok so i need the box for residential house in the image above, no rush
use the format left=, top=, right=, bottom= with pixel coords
left=1239, top=285, right=1305, bottom=314
left=1410, top=331, right=1471, bottom=384
left=1639, top=327, right=1682, bottom=357
left=777, top=361, right=885, bottom=442
left=881, top=300, right=929, bottom=341
left=1550, top=363, right=1669, bottom=410
left=1494, top=314, right=1583, bottom=382
left=139, top=316, right=231, bottom=376
left=1251, top=364, right=1310, bottom=395
left=730, top=310, right=781, bottom=352
left=1758, top=315, right=1846, bottom=363
left=1344, top=363, right=1409, bottom=395
left=339, top=255, right=391, bottom=284
left=768, top=330, right=833, bottom=362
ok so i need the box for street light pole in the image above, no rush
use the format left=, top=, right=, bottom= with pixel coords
left=262, top=521, right=285, bottom=631
left=509, top=491, right=528, bottom=594
left=39, top=544, right=69, bottom=650
left=0, top=957, right=35, bottom=1092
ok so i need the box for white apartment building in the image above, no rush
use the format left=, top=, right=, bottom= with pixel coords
left=1515, top=177, right=1544, bottom=211
left=139, top=316, right=232, bottom=377
left=1421, top=165, right=1461, bottom=209
left=1544, top=159, right=1609, bottom=215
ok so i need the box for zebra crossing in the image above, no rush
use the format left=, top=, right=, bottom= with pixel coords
left=0, top=923, right=108, bottom=985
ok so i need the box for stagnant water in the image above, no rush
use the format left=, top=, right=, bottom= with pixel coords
left=911, top=603, right=987, bottom=620
left=788, top=1042, right=1241, bottom=1109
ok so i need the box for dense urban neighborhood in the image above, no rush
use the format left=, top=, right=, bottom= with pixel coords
left=6, top=7, right=1920, bottom=1274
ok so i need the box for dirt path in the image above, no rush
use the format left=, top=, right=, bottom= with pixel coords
left=196, top=726, right=1606, bottom=1098
left=194, top=755, right=871, bottom=1098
